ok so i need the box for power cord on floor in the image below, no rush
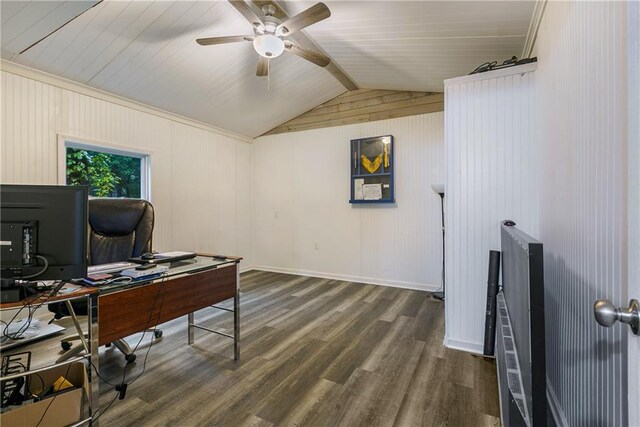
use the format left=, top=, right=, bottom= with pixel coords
left=2, top=281, right=66, bottom=342
left=89, top=389, right=119, bottom=424
left=88, top=278, right=167, bottom=425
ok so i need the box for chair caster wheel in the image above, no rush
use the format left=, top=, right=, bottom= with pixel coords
left=61, top=342, right=72, bottom=351
left=125, top=353, right=137, bottom=364
left=154, top=330, right=163, bottom=339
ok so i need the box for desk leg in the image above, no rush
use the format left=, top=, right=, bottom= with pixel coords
left=234, top=267, right=240, bottom=361
left=88, top=293, right=99, bottom=425
left=188, top=312, right=194, bottom=345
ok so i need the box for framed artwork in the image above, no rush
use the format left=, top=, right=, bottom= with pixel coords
left=350, top=135, right=395, bottom=203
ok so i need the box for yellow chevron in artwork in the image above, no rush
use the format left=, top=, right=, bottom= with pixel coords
left=361, top=153, right=383, bottom=173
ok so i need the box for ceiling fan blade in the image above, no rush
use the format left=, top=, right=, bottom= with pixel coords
left=286, top=44, right=330, bottom=67
left=228, top=0, right=264, bottom=30
left=276, top=3, right=330, bottom=36
left=196, top=35, right=254, bottom=46
left=256, top=56, right=269, bottom=76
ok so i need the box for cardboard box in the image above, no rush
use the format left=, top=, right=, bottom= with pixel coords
left=1, top=361, right=89, bottom=427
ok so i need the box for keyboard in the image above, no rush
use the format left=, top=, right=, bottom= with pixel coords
left=88, top=262, right=138, bottom=275
left=128, top=251, right=196, bottom=264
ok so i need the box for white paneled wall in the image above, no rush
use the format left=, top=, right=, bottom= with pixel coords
left=534, top=2, right=629, bottom=425
left=444, top=64, right=538, bottom=353
left=0, top=69, right=253, bottom=268
left=1, top=73, right=60, bottom=184
left=253, top=113, right=444, bottom=290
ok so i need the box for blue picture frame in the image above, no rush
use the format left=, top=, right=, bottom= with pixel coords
left=349, top=135, right=395, bottom=204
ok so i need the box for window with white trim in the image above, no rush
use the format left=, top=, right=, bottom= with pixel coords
left=64, top=141, right=150, bottom=200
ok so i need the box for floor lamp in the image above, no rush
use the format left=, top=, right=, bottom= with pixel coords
left=431, top=184, right=445, bottom=301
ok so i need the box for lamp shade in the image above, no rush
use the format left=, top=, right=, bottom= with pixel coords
left=253, top=34, right=285, bottom=58
left=431, top=184, right=444, bottom=195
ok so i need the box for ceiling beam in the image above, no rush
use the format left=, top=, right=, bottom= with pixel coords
left=252, top=0, right=359, bottom=91
left=261, top=90, right=443, bottom=136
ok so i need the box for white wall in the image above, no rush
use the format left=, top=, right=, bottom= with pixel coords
left=0, top=67, right=253, bottom=269
left=534, top=1, right=629, bottom=425
left=443, top=63, right=538, bottom=353
left=253, top=113, right=444, bottom=290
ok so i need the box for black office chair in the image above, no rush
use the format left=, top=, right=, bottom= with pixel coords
left=50, top=198, right=162, bottom=363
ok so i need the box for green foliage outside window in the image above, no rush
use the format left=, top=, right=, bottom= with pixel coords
left=66, top=147, right=142, bottom=198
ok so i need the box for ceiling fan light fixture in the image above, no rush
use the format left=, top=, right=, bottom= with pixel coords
left=253, top=34, right=285, bottom=58
left=263, top=22, right=277, bottom=34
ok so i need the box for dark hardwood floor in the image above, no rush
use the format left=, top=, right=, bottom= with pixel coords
left=96, top=271, right=500, bottom=426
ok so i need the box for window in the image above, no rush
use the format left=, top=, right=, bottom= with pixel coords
left=62, top=139, right=150, bottom=199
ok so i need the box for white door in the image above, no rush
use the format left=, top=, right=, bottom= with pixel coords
left=593, top=3, right=640, bottom=423
left=629, top=2, right=640, bottom=423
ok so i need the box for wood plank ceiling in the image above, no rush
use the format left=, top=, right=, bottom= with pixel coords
left=0, top=1, right=535, bottom=138
left=264, top=90, right=444, bottom=135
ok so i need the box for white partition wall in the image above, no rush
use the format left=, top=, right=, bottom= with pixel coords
left=444, top=63, right=538, bottom=353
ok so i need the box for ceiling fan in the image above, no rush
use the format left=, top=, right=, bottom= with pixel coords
left=196, top=0, right=332, bottom=77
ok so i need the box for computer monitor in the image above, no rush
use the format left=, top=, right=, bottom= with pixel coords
left=1, top=184, right=88, bottom=281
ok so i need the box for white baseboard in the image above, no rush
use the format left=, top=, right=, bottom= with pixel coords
left=239, top=265, right=254, bottom=274
left=546, top=376, right=569, bottom=427
left=247, top=265, right=440, bottom=292
left=444, top=336, right=484, bottom=354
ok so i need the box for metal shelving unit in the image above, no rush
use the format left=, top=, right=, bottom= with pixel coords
left=0, top=288, right=99, bottom=426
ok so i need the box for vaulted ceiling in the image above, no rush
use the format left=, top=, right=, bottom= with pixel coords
left=1, top=1, right=535, bottom=138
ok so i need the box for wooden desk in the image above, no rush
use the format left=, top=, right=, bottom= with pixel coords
left=0, top=256, right=240, bottom=425
left=98, top=256, right=241, bottom=360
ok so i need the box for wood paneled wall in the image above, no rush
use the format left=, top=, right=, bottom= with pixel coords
left=0, top=69, right=253, bottom=268
left=263, top=90, right=444, bottom=135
